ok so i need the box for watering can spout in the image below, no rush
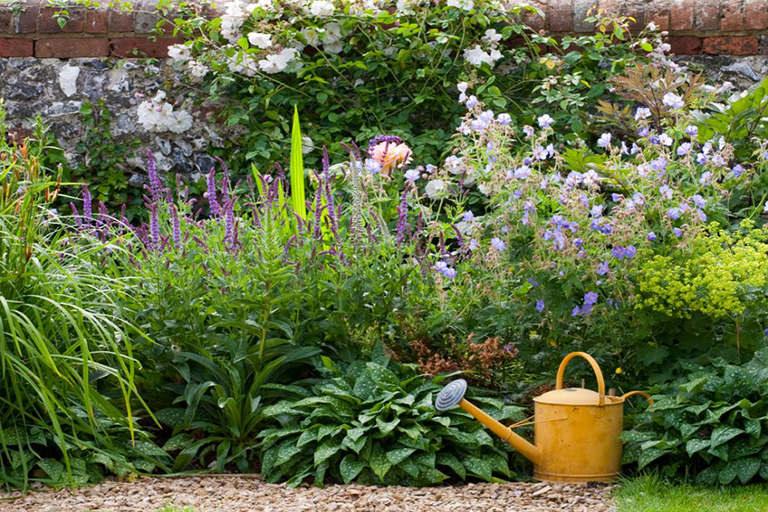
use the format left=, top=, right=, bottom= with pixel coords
left=435, top=379, right=542, bottom=466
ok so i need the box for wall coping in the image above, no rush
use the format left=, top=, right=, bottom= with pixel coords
left=1, top=0, right=767, bottom=58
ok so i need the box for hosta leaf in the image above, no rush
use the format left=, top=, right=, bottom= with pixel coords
left=711, top=426, right=743, bottom=448
left=386, top=447, right=415, bottom=466
left=340, top=454, right=365, bottom=484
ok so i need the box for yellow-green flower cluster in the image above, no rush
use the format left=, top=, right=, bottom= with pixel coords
left=636, top=222, right=768, bottom=319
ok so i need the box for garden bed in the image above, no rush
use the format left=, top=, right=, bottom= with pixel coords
left=0, top=476, right=615, bottom=512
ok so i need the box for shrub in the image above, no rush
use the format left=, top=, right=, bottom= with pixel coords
left=621, top=348, right=768, bottom=485
left=164, top=1, right=647, bottom=170
left=258, top=346, right=526, bottom=486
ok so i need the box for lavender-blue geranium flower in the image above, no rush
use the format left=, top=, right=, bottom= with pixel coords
left=597, top=262, right=610, bottom=275
left=536, top=299, right=545, bottom=313
left=491, top=237, right=506, bottom=251
left=647, top=231, right=657, bottom=241
left=537, top=114, right=554, bottom=128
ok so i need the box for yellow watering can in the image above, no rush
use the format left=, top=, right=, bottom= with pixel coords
left=435, top=351, right=652, bottom=483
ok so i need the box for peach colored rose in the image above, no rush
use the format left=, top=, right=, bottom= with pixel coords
left=370, top=141, right=412, bottom=175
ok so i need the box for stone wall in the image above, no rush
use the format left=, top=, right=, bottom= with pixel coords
left=1, top=0, right=768, bottom=183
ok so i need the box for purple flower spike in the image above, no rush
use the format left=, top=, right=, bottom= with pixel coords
left=82, top=185, right=92, bottom=226
left=170, top=205, right=181, bottom=248
left=147, top=150, right=163, bottom=205
left=150, top=205, right=160, bottom=251
left=207, top=167, right=219, bottom=216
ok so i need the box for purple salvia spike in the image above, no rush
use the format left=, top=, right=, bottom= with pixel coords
left=70, top=202, right=81, bottom=227
left=165, top=187, right=172, bottom=203
left=225, top=200, right=235, bottom=250
left=439, top=232, right=446, bottom=256
left=396, top=184, right=410, bottom=247
left=207, top=167, right=219, bottom=216
left=171, top=204, right=181, bottom=248
left=220, top=175, right=230, bottom=212
left=215, top=156, right=228, bottom=176
left=451, top=224, right=464, bottom=251
left=147, top=150, right=163, bottom=205
left=82, top=185, right=92, bottom=226
left=150, top=205, right=160, bottom=251
left=313, top=173, right=323, bottom=241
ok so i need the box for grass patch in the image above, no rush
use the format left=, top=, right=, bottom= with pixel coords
left=617, top=475, right=768, bottom=512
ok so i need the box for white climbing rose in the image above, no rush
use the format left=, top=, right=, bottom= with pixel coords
left=247, top=32, right=273, bottom=49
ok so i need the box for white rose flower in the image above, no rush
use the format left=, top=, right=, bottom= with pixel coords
left=482, top=29, right=501, bottom=45
left=136, top=91, right=193, bottom=134
left=247, top=32, right=273, bottom=49
left=167, top=44, right=191, bottom=62
left=187, top=60, right=209, bottom=81
left=309, top=0, right=335, bottom=17
left=425, top=179, right=447, bottom=199
left=302, top=136, right=314, bottom=154
left=447, top=0, right=473, bottom=11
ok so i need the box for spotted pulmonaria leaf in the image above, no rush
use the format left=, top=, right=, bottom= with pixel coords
left=711, top=426, right=743, bottom=448
left=340, top=455, right=365, bottom=484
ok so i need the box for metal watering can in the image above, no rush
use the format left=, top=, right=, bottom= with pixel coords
left=435, top=351, right=652, bottom=483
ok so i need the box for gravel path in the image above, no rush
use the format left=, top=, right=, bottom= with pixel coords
left=0, top=476, right=616, bottom=512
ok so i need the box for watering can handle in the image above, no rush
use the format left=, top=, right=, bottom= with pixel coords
left=555, top=352, right=606, bottom=406
left=621, top=390, right=655, bottom=405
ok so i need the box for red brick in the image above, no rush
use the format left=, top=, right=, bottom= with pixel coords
left=647, top=0, right=670, bottom=31
left=625, top=6, right=645, bottom=34
left=35, top=37, right=109, bottom=57
left=670, top=0, right=695, bottom=31
left=695, top=0, right=720, bottom=31
left=0, top=38, right=33, bottom=57
left=746, top=0, right=768, bottom=31
left=16, top=4, right=39, bottom=33
left=86, top=9, right=109, bottom=34
left=547, top=0, right=573, bottom=32
left=703, top=36, right=759, bottom=55
left=39, top=7, right=84, bottom=33
left=599, top=0, right=621, bottom=16
left=0, top=8, right=13, bottom=33
left=669, top=35, right=703, bottom=54
left=109, top=36, right=182, bottom=58
left=109, top=10, right=135, bottom=32
left=721, top=0, right=744, bottom=31
left=521, top=0, right=546, bottom=32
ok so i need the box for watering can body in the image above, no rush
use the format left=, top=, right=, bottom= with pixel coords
left=435, top=351, right=651, bottom=483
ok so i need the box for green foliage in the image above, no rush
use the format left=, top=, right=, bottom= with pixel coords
left=697, top=78, right=768, bottom=160
left=171, top=1, right=646, bottom=171
left=110, top=195, right=321, bottom=472
left=0, top=106, right=163, bottom=489
left=290, top=106, right=307, bottom=222
left=259, top=348, right=525, bottom=486
left=621, top=349, right=768, bottom=485
left=69, top=100, right=142, bottom=218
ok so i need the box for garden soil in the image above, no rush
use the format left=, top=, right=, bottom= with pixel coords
left=0, top=475, right=615, bottom=511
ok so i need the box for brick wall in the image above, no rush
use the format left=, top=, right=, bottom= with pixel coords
left=0, top=0, right=182, bottom=58
left=1, top=0, right=768, bottom=59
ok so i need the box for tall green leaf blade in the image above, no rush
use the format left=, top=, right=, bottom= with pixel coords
left=290, top=106, right=306, bottom=221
